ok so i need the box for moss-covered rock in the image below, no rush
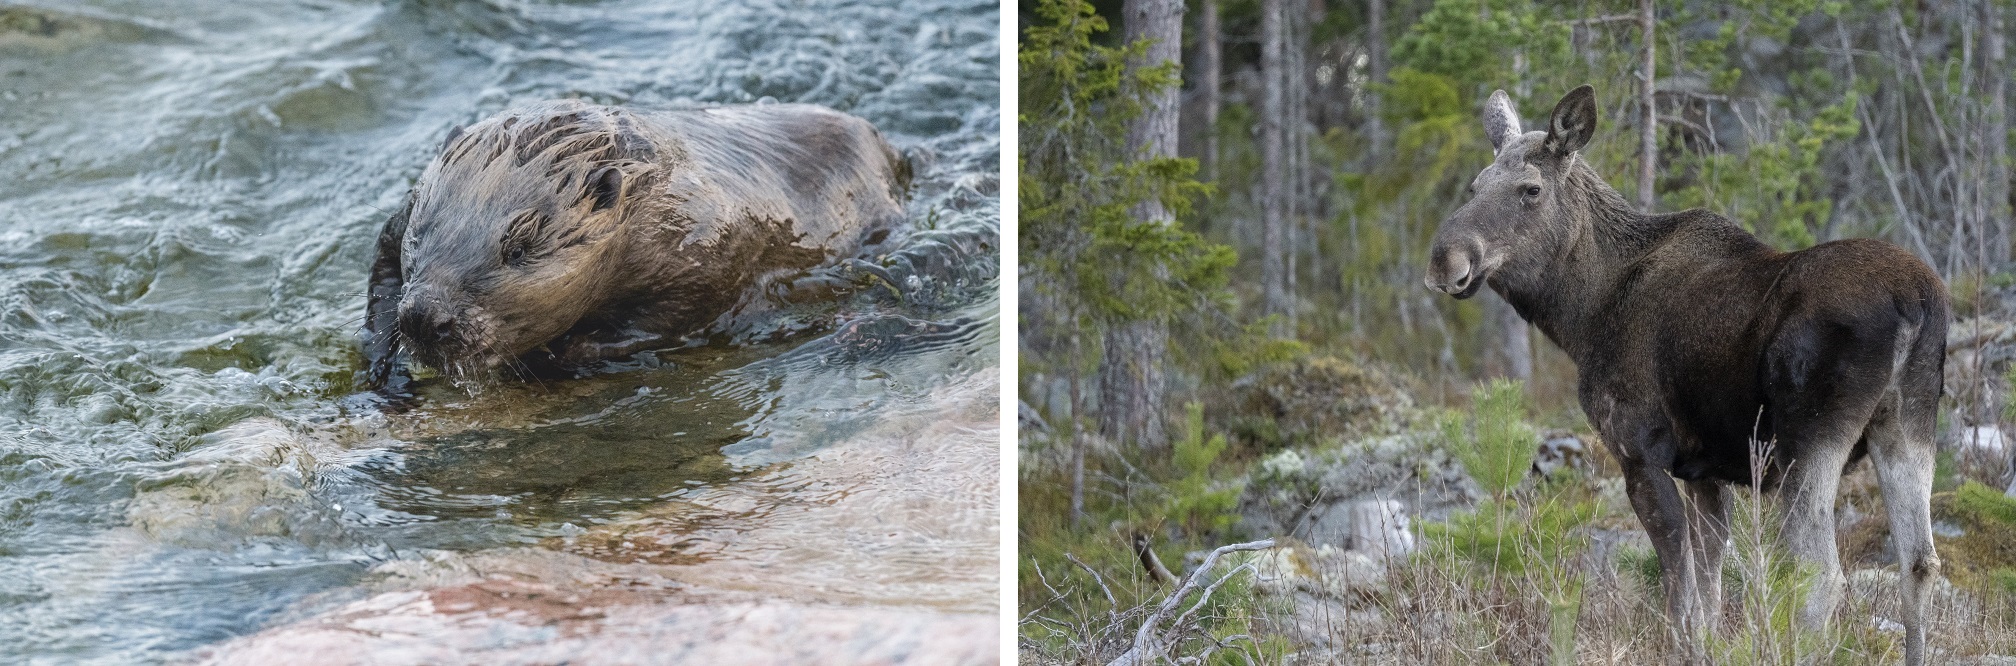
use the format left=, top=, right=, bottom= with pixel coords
left=1934, top=481, right=2016, bottom=596
left=1215, top=356, right=1413, bottom=452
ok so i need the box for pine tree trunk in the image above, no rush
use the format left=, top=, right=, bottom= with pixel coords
left=1366, top=0, right=1386, bottom=156
left=1261, top=0, right=1290, bottom=337
left=1638, top=0, right=1656, bottom=212
left=1198, top=0, right=1221, bottom=183
left=1098, top=0, right=1185, bottom=450
left=1282, top=0, right=1298, bottom=333
left=1988, top=0, right=2010, bottom=265
left=1069, top=330, right=1086, bottom=527
left=1487, top=294, right=1532, bottom=381
left=1125, top=0, right=1183, bottom=224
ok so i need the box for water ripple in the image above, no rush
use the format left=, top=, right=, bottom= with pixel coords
left=0, top=0, right=997, bottom=660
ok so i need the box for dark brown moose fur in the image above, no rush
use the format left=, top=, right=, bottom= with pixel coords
left=359, top=100, right=908, bottom=392
left=1426, top=86, right=1947, bottom=664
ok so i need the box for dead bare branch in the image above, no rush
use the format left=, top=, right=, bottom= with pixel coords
left=1133, top=533, right=1180, bottom=585
left=1107, top=538, right=1278, bottom=666
left=1067, top=552, right=1120, bottom=610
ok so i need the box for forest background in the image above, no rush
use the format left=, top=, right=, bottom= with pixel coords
left=1019, top=0, right=2016, bottom=662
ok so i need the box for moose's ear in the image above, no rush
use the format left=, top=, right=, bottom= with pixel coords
left=1541, top=84, right=1598, bottom=158
left=1483, top=89, right=1522, bottom=153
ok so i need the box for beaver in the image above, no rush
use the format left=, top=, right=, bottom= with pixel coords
left=359, top=99, right=909, bottom=391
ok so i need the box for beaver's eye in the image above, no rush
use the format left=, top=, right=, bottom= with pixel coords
left=502, top=210, right=543, bottom=266
left=1525, top=185, right=1542, bottom=197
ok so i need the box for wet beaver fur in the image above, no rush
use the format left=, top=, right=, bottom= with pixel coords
left=360, top=99, right=909, bottom=392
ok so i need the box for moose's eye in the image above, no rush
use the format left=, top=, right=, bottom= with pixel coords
left=1525, top=185, right=1542, bottom=197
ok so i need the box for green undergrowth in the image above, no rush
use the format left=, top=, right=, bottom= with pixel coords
left=1440, top=378, right=1538, bottom=496
left=1017, top=397, right=1276, bottom=664
left=1937, top=481, right=2016, bottom=597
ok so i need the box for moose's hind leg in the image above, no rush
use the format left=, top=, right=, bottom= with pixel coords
left=1772, top=430, right=1855, bottom=633
left=1764, top=308, right=1904, bottom=634
left=1864, top=390, right=1940, bottom=666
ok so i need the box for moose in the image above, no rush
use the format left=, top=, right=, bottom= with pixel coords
left=1426, top=85, right=1947, bottom=663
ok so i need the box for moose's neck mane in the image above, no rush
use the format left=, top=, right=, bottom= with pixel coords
left=1493, top=154, right=1682, bottom=362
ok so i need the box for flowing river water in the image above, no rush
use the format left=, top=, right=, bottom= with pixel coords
left=0, top=1, right=1000, bottom=662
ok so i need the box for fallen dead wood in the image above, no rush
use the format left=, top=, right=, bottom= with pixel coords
left=1106, top=538, right=1278, bottom=666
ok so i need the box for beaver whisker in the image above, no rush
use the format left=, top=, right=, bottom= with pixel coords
left=519, top=364, right=545, bottom=389
left=476, top=339, right=540, bottom=388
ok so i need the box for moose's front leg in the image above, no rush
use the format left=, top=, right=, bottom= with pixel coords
left=1620, top=456, right=1707, bottom=651
left=1685, top=479, right=1730, bottom=631
left=1593, top=399, right=1709, bottom=649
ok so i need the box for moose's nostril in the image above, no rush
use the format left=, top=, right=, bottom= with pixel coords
left=1447, top=267, right=1472, bottom=292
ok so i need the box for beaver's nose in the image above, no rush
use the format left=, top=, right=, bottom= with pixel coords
left=400, top=301, right=457, bottom=343
left=428, top=312, right=454, bottom=341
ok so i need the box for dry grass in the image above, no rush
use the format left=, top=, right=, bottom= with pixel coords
left=1022, top=461, right=2016, bottom=666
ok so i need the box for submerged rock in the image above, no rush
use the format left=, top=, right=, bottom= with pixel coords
left=127, top=418, right=362, bottom=548
left=191, top=369, right=1002, bottom=664
left=195, top=583, right=994, bottom=666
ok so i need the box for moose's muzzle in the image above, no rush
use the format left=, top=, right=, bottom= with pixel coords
left=1426, top=239, right=1488, bottom=299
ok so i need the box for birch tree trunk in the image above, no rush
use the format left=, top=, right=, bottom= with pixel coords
left=1098, top=0, right=1185, bottom=450
left=1261, top=0, right=1290, bottom=337
left=1638, top=0, right=1656, bottom=212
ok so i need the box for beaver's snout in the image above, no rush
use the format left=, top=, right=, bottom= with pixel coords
left=399, top=299, right=457, bottom=345
left=395, top=291, right=486, bottom=368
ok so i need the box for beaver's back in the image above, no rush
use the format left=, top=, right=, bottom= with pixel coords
left=636, top=104, right=908, bottom=257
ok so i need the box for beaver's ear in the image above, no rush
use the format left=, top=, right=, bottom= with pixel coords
left=588, top=166, right=623, bottom=212
left=439, top=124, right=465, bottom=154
